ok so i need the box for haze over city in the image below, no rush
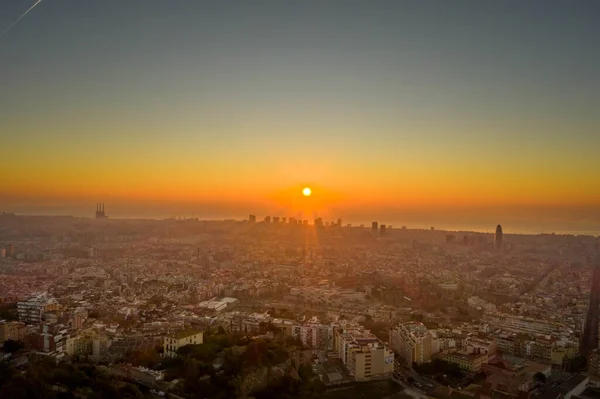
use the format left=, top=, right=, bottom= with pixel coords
left=3, top=2, right=600, bottom=399
left=1, top=0, right=599, bottom=234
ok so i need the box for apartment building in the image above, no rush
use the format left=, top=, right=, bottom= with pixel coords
left=0, top=321, right=28, bottom=343
left=390, top=321, right=432, bottom=367
left=292, top=323, right=333, bottom=349
left=17, top=293, right=59, bottom=325
left=336, top=328, right=394, bottom=381
left=484, top=313, right=563, bottom=335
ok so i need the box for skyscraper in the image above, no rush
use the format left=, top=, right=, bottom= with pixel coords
left=372, top=222, right=378, bottom=234
left=380, top=225, right=386, bottom=235
left=248, top=214, right=256, bottom=223
left=581, top=253, right=600, bottom=357
left=495, top=224, right=503, bottom=251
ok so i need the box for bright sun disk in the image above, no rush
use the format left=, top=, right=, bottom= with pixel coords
left=302, top=187, right=312, bottom=196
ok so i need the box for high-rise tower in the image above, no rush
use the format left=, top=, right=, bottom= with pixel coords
left=581, top=253, right=600, bottom=357
left=495, top=224, right=503, bottom=252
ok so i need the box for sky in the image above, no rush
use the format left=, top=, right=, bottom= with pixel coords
left=1, top=0, right=599, bottom=233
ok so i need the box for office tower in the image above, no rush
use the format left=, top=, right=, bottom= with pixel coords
left=302, top=220, right=308, bottom=225
left=288, top=217, right=296, bottom=224
left=337, top=218, right=342, bottom=227
left=495, top=224, right=503, bottom=251
left=314, top=218, right=323, bottom=228
left=264, top=216, right=271, bottom=223
left=380, top=225, right=386, bottom=235
left=581, top=253, right=600, bottom=357
left=372, top=222, right=378, bottom=234
left=248, top=214, right=256, bottom=223
left=282, top=217, right=287, bottom=223
left=273, top=216, right=280, bottom=224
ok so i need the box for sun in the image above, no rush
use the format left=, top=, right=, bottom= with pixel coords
left=302, top=187, right=312, bottom=197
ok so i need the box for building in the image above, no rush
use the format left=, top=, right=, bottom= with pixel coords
left=535, top=374, right=588, bottom=399
left=0, top=321, right=28, bottom=343
left=18, top=293, right=59, bottom=325
left=93, top=335, right=111, bottom=358
left=588, top=348, right=600, bottom=377
left=465, top=336, right=497, bottom=357
left=495, top=224, right=503, bottom=251
left=71, top=309, right=88, bottom=330
left=264, top=216, right=271, bottom=223
left=435, top=350, right=488, bottom=373
left=163, top=329, right=203, bottom=357
left=390, top=321, right=432, bottom=367
left=372, top=222, right=378, bottom=234
left=581, top=253, right=600, bottom=357
left=348, top=339, right=394, bottom=381
left=292, top=323, right=333, bottom=349
left=484, top=313, right=563, bottom=335
left=25, top=323, right=70, bottom=354
left=336, top=328, right=393, bottom=381
left=273, top=217, right=280, bottom=223
left=95, top=203, right=108, bottom=219
left=248, top=214, right=256, bottom=223
left=380, top=225, right=386, bottom=235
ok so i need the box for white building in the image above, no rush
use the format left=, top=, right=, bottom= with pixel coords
left=484, top=313, right=564, bottom=335
left=163, top=329, right=203, bottom=357
left=292, top=323, right=333, bottom=349
left=18, top=293, right=59, bottom=325
left=336, top=328, right=394, bottom=380
left=390, top=321, right=432, bottom=367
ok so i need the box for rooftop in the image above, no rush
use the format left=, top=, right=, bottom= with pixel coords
left=167, top=329, right=203, bottom=340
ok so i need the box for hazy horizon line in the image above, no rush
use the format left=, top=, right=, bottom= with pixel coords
left=3, top=209, right=599, bottom=237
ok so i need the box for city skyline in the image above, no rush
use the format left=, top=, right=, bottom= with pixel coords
left=1, top=0, right=599, bottom=233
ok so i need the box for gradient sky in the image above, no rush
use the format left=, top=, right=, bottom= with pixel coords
left=1, top=1, right=599, bottom=231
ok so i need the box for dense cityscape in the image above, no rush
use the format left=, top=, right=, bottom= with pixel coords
left=1, top=210, right=599, bottom=399
left=2, top=0, right=599, bottom=398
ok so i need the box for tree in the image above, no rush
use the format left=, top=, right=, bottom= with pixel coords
left=534, top=372, right=547, bottom=384
left=2, top=339, right=24, bottom=353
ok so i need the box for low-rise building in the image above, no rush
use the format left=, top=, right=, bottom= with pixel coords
left=163, top=329, right=203, bottom=357
left=435, top=350, right=488, bottom=373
